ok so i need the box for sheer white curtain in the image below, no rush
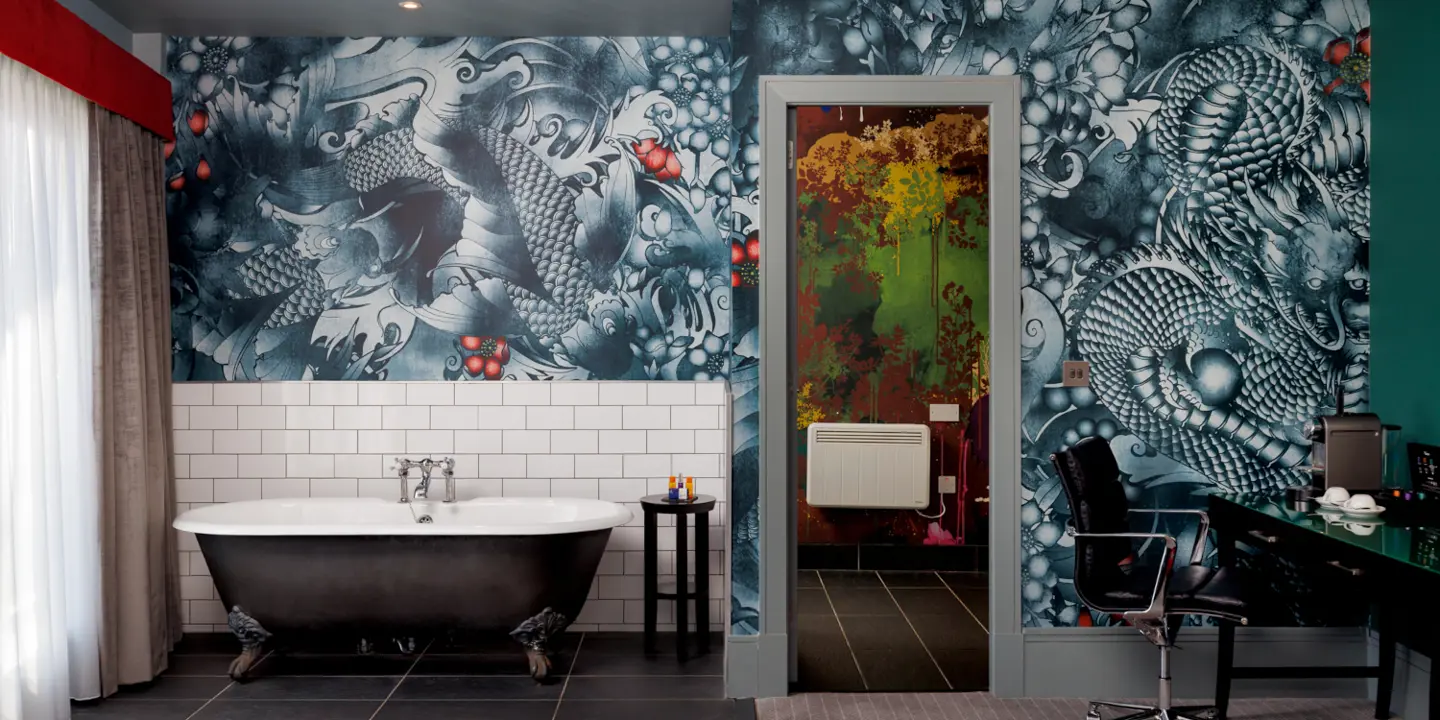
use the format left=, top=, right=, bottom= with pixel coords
left=0, top=54, right=104, bottom=718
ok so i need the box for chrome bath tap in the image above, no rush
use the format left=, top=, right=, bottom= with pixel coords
left=394, top=457, right=457, bottom=503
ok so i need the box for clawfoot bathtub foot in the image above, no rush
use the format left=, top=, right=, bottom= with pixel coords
left=226, top=606, right=270, bottom=681
left=510, top=607, right=569, bottom=683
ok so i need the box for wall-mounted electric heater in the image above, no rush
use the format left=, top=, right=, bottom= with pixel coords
left=805, top=422, right=930, bottom=509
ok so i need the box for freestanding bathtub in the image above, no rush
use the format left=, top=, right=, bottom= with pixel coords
left=173, top=496, right=632, bottom=681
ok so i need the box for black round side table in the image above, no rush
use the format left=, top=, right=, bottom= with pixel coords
left=640, top=493, right=716, bottom=660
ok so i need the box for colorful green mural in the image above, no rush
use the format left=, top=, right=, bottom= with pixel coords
left=794, top=106, right=991, bottom=547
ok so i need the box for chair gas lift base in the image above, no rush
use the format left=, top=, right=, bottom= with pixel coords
left=640, top=494, right=717, bottom=661
left=1054, top=439, right=1250, bottom=720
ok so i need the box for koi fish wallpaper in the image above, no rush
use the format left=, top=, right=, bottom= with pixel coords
left=165, top=36, right=734, bottom=384
left=793, top=105, right=991, bottom=550
left=729, top=0, right=1371, bottom=629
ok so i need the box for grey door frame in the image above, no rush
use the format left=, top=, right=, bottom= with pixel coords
left=727, top=76, right=1023, bottom=699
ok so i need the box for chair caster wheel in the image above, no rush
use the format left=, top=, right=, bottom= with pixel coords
left=1087, top=704, right=1102, bottom=720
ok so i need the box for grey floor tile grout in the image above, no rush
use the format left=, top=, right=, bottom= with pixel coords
left=550, top=631, right=587, bottom=720
left=365, top=636, right=434, bottom=720
left=875, top=572, right=953, bottom=691
left=936, top=571, right=989, bottom=635
left=181, top=648, right=270, bottom=720
left=816, top=571, right=869, bottom=691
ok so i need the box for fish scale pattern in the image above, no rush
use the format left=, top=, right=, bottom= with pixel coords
left=474, top=126, right=594, bottom=346
left=236, top=246, right=327, bottom=329
left=1074, top=254, right=1304, bottom=493
left=1156, top=45, right=1307, bottom=199
left=344, top=128, right=466, bottom=202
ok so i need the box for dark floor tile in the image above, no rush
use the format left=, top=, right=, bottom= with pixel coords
left=72, top=699, right=205, bottom=719
left=578, top=631, right=722, bottom=655
left=192, top=700, right=381, bottom=719
left=570, top=649, right=722, bottom=676
left=562, top=675, right=724, bottom=700
left=837, top=615, right=949, bottom=691
left=797, top=570, right=822, bottom=588
left=815, top=570, right=881, bottom=588
left=555, top=700, right=737, bottom=720
left=946, top=585, right=990, bottom=629
left=429, top=631, right=578, bottom=655
left=410, top=652, right=547, bottom=676
left=173, top=633, right=238, bottom=655
left=219, top=676, right=399, bottom=701
left=877, top=571, right=946, bottom=588
left=906, top=608, right=988, bottom=692
left=825, top=587, right=901, bottom=616
left=112, top=675, right=232, bottom=700
left=890, top=589, right=969, bottom=616
left=389, top=675, right=563, bottom=701
left=164, top=653, right=235, bottom=676
left=253, top=653, right=417, bottom=677
left=796, top=613, right=864, bottom=692
left=939, top=571, right=988, bottom=589
left=374, top=700, right=557, bottom=719
left=797, top=589, right=833, bottom=616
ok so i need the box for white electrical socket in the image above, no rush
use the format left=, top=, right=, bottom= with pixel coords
left=938, top=475, right=957, bottom=494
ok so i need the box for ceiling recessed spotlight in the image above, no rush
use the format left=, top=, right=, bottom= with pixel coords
left=398, top=1, right=422, bottom=8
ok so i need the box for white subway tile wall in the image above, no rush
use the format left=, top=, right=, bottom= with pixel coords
left=172, top=381, right=728, bottom=633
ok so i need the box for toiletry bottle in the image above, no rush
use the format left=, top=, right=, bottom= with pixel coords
left=668, top=475, right=679, bottom=501
left=685, top=476, right=695, bottom=501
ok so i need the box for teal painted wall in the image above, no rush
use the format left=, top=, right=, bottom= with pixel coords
left=1371, top=1, right=1440, bottom=444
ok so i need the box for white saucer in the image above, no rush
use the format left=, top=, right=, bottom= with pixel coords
left=1317, top=503, right=1385, bottom=518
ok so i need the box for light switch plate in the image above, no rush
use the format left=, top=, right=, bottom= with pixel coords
left=928, top=403, right=961, bottom=422
left=938, top=475, right=957, bottom=494
left=1062, top=360, right=1091, bottom=387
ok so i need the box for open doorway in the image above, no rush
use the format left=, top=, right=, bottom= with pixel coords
left=791, top=103, right=992, bottom=692
left=748, top=76, right=1022, bottom=701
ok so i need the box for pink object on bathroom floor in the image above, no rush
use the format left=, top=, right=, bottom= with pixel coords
left=923, top=522, right=958, bottom=546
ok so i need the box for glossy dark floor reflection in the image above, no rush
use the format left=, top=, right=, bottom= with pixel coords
left=796, top=570, right=988, bottom=693
left=73, top=631, right=740, bottom=720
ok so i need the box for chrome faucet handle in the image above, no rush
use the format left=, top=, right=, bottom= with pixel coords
left=394, top=458, right=414, bottom=503
left=439, top=457, right=457, bottom=503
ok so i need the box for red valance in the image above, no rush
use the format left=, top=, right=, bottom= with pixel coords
left=1, top=0, right=174, bottom=141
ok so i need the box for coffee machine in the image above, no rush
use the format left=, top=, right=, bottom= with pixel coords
left=1306, top=387, right=1382, bottom=492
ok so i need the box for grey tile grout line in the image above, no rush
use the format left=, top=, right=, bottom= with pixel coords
left=815, top=571, right=869, bottom=690
left=182, top=649, right=273, bottom=720
left=875, top=572, right=953, bottom=691
left=549, top=631, right=587, bottom=720
left=936, top=572, right=988, bottom=635
left=366, top=636, right=436, bottom=720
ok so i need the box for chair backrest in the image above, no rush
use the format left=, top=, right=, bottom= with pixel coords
left=1051, top=438, right=1132, bottom=590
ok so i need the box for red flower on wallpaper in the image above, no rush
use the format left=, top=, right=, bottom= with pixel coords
left=631, top=138, right=683, bottom=182
left=731, top=231, right=760, bottom=287
left=188, top=109, right=208, bottom=136
left=1323, top=27, right=1370, bottom=102
left=459, top=336, right=510, bottom=380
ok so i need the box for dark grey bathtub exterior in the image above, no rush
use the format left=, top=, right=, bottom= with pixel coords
left=198, top=528, right=612, bottom=675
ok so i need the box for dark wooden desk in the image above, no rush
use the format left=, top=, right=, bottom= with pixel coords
left=1209, top=493, right=1440, bottom=719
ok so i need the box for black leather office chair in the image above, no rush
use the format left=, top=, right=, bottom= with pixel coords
left=1052, top=437, right=1249, bottom=720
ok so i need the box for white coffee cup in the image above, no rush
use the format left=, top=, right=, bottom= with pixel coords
left=1322, top=487, right=1351, bottom=506
left=1345, top=493, right=1376, bottom=511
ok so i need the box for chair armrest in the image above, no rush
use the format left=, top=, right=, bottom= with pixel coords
left=1129, top=509, right=1210, bottom=565
left=1069, top=530, right=1178, bottom=620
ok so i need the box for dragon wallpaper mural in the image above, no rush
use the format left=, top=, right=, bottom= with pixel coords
left=730, top=0, right=1371, bottom=629
left=793, top=104, right=992, bottom=549
left=164, top=0, right=1372, bottom=637
left=165, top=36, right=735, bottom=384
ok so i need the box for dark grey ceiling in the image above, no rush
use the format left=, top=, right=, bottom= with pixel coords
left=91, top=0, right=731, bottom=37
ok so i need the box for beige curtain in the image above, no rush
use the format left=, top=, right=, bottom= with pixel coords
left=89, top=106, right=181, bottom=694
